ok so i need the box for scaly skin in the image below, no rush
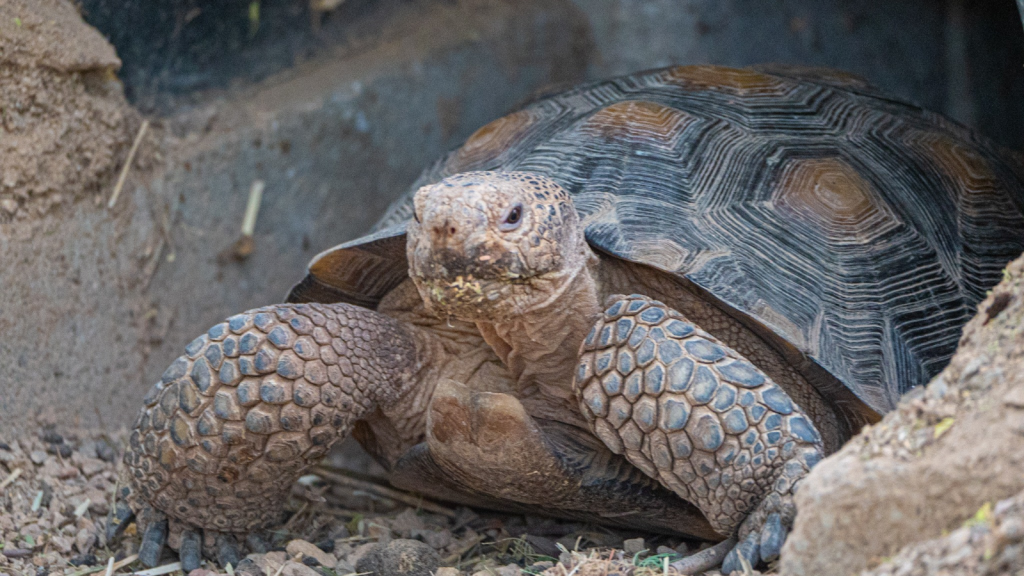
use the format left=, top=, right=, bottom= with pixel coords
left=575, top=294, right=824, bottom=568
left=118, top=302, right=429, bottom=567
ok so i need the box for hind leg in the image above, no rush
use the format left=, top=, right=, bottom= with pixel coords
left=575, top=294, right=824, bottom=571
left=387, top=378, right=717, bottom=539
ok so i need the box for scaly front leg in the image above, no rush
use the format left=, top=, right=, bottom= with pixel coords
left=113, top=303, right=431, bottom=569
left=574, top=294, right=824, bottom=572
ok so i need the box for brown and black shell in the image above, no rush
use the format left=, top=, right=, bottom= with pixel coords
left=289, top=65, right=1024, bottom=423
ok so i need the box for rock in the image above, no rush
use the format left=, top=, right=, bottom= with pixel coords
left=68, top=554, right=96, bottom=567
left=366, top=522, right=392, bottom=543
left=250, top=553, right=318, bottom=576
left=74, top=528, right=95, bottom=554
left=235, top=558, right=266, bottom=576
left=280, top=562, right=318, bottom=576
left=286, top=540, right=336, bottom=568
left=435, top=569, right=462, bottom=576
left=389, top=509, right=427, bottom=538
left=781, top=255, right=1024, bottom=576
left=76, top=457, right=107, bottom=478
left=251, top=551, right=287, bottom=575
left=50, top=536, right=73, bottom=554
left=355, top=539, right=441, bottom=576
left=410, top=528, right=452, bottom=550
left=623, top=537, right=646, bottom=555
left=346, top=542, right=378, bottom=568
left=524, top=534, right=559, bottom=558
left=862, top=489, right=1024, bottom=575
left=29, top=451, right=47, bottom=465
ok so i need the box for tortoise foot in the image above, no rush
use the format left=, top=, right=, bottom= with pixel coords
left=110, top=490, right=268, bottom=569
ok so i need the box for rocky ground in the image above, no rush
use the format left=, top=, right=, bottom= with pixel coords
left=0, top=430, right=718, bottom=576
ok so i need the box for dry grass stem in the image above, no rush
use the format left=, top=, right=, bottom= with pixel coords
left=131, top=562, right=182, bottom=576
left=108, top=119, right=150, bottom=209
left=312, top=466, right=457, bottom=518
left=0, top=468, right=23, bottom=492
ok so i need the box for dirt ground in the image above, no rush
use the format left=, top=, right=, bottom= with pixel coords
left=0, top=427, right=718, bottom=576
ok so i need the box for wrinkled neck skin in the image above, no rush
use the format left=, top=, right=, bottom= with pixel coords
left=475, top=246, right=603, bottom=427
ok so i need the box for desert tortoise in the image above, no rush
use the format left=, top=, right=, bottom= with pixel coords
left=114, top=65, right=1024, bottom=571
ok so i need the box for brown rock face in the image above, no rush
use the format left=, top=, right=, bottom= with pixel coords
left=781, top=252, right=1024, bottom=575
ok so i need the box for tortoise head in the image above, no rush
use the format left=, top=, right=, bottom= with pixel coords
left=406, top=171, right=591, bottom=321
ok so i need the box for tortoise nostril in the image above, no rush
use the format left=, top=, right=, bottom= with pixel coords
left=449, top=226, right=457, bottom=235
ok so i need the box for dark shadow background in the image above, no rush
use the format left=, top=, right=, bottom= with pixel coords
left=79, top=0, right=1024, bottom=149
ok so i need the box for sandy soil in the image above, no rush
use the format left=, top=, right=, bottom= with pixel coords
left=0, top=0, right=144, bottom=230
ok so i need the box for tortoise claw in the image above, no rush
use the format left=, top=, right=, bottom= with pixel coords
left=106, top=499, right=135, bottom=542
left=245, top=532, right=270, bottom=554
left=138, top=514, right=169, bottom=568
left=216, top=534, right=243, bottom=568
left=180, top=529, right=203, bottom=572
left=758, top=512, right=786, bottom=562
left=722, top=531, right=760, bottom=575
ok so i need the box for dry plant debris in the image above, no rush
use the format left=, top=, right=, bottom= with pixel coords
left=0, top=430, right=712, bottom=576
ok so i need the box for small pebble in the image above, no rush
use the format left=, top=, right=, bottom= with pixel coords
left=285, top=539, right=336, bottom=568
left=29, top=451, right=47, bottom=465
left=68, top=554, right=97, bottom=567
left=41, top=431, right=63, bottom=445
left=623, top=537, right=646, bottom=555
left=1, top=549, right=31, bottom=559
left=0, top=442, right=10, bottom=451
left=95, top=440, right=116, bottom=462
left=315, top=539, right=334, bottom=553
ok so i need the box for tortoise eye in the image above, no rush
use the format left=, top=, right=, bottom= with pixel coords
left=501, top=203, right=523, bottom=230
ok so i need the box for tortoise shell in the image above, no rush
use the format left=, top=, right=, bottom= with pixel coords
left=290, top=65, right=1024, bottom=422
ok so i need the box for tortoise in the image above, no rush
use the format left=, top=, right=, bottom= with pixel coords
left=113, top=65, right=1024, bottom=572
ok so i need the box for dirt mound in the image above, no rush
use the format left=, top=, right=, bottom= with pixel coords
left=0, top=0, right=139, bottom=225
left=780, top=253, right=1024, bottom=575
left=864, top=489, right=1024, bottom=576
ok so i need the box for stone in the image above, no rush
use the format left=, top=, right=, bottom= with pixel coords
left=74, top=528, right=96, bottom=553
left=285, top=540, right=336, bottom=568
left=623, top=537, right=646, bottom=555
left=355, top=539, right=441, bottom=576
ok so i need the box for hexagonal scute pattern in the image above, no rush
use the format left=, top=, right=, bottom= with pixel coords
left=123, top=302, right=419, bottom=533
left=575, top=294, right=824, bottom=535
left=369, top=65, right=1024, bottom=424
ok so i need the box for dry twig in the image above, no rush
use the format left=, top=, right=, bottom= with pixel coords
left=108, top=120, right=150, bottom=209
left=312, top=466, right=456, bottom=518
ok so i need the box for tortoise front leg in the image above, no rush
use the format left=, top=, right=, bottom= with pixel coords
left=114, top=302, right=430, bottom=569
left=574, top=294, right=824, bottom=572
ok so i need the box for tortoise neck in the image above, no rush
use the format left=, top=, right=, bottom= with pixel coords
left=475, top=254, right=603, bottom=425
